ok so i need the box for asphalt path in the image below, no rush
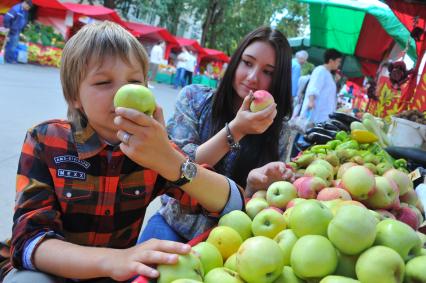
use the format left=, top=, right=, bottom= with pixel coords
left=0, top=63, right=180, bottom=240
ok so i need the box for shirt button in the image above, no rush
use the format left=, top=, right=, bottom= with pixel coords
left=66, top=192, right=72, bottom=198
left=105, top=210, right=111, bottom=216
left=135, top=190, right=140, bottom=196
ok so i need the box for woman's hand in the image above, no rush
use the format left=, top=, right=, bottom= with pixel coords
left=245, top=162, right=295, bottom=197
left=114, top=107, right=182, bottom=179
left=105, top=239, right=191, bottom=281
left=229, top=93, right=277, bottom=140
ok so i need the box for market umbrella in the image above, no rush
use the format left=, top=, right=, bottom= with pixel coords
left=298, top=0, right=417, bottom=80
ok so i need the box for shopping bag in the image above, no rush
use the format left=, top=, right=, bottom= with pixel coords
left=289, top=110, right=313, bottom=134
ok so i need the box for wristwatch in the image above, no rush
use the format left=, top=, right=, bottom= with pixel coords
left=171, top=158, right=197, bottom=186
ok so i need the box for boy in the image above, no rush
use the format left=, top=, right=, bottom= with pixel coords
left=2, top=21, right=243, bottom=282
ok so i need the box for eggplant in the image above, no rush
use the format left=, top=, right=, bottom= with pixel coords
left=329, top=119, right=350, bottom=132
left=306, top=132, right=334, bottom=145
left=323, top=122, right=341, bottom=131
left=385, top=146, right=426, bottom=166
left=329, top=112, right=361, bottom=126
left=306, top=127, right=337, bottom=138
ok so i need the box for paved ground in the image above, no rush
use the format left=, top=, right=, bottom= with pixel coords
left=0, top=63, right=180, bottom=240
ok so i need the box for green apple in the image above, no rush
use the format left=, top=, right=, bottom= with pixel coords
left=334, top=251, right=358, bottom=279
left=252, top=190, right=267, bottom=199
left=219, top=210, right=253, bottom=240
left=252, top=208, right=286, bottom=239
left=207, top=226, right=242, bottom=261
left=327, top=205, right=377, bottom=255
left=311, top=159, right=334, bottom=176
left=404, top=255, right=426, bottom=283
left=245, top=197, right=269, bottom=219
left=113, top=84, right=156, bottom=115
left=356, top=246, right=404, bottom=283
left=224, top=253, right=237, bottom=271
left=283, top=207, right=293, bottom=227
left=266, top=181, right=297, bottom=209
left=289, top=199, right=333, bottom=237
left=305, top=163, right=333, bottom=185
left=364, top=176, right=399, bottom=209
left=341, top=165, right=376, bottom=200
left=273, top=266, right=304, bottom=283
left=383, top=169, right=413, bottom=195
left=417, top=231, right=426, bottom=246
left=192, top=241, right=223, bottom=274
left=336, top=162, right=357, bottom=179
left=274, top=229, right=298, bottom=266
left=290, top=235, right=338, bottom=279
left=321, top=199, right=344, bottom=215
left=374, top=219, right=422, bottom=261
left=319, top=275, right=360, bottom=283
left=204, top=267, right=244, bottom=283
left=171, top=279, right=203, bottom=283
left=286, top=198, right=307, bottom=210
left=157, top=251, right=204, bottom=283
left=368, top=209, right=384, bottom=222
left=236, top=236, right=284, bottom=283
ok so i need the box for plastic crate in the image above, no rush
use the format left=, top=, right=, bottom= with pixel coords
left=131, top=228, right=212, bottom=283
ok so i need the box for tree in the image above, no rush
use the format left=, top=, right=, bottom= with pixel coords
left=190, top=0, right=308, bottom=55
left=274, top=1, right=309, bottom=38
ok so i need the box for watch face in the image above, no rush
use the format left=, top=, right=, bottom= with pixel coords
left=182, top=161, right=197, bottom=179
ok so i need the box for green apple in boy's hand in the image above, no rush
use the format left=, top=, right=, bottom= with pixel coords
left=114, top=84, right=156, bottom=116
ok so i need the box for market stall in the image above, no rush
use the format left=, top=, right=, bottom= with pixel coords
left=300, top=0, right=417, bottom=78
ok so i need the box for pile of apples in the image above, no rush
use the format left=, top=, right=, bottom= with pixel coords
left=156, top=183, right=426, bottom=283
left=281, top=157, right=424, bottom=231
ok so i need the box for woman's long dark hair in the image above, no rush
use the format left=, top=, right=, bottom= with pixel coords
left=211, top=26, right=293, bottom=187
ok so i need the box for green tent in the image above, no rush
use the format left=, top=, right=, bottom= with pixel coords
left=296, top=0, right=417, bottom=78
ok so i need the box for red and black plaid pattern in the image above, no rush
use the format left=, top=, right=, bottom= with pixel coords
left=9, top=119, right=201, bottom=269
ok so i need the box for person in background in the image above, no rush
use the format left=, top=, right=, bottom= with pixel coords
left=173, top=47, right=189, bottom=89
left=3, top=0, right=32, bottom=64
left=1, top=21, right=244, bottom=283
left=148, top=41, right=165, bottom=88
left=139, top=26, right=295, bottom=243
left=300, top=48, right=343, bottom=124
left=183, top=50, right=197, bottom=86
left=291, top=50, right=309, bottom=98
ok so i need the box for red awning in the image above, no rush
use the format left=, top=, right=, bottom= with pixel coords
left=174, top=36, right=206, bottom=55
left=200, top=47, right=229, bottom=63
left=124, top=21, right=177, bottom=44
left=33, top=0, right=66, bottom=10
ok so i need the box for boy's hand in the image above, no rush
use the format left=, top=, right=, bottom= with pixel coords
left=115, top=107, right=177, bottom=173
left=153, top=103, right=165, bottom=127
left=245, top=162, right=295, bottom=197
left=105, top=239, right=191, bottom=281
left=229, top=94, right=277, bottom=140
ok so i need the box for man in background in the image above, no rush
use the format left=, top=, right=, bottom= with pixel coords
left=173, top=47, right=189, bottom=89
left=291, top=50, right=309, bottom=98
left=183, top=50, right=197, bottom=86
left=3, top=0, right=32, bottom=64
left=148, top=41, right=165, bottom=88
left=300, top=48, right=343, bottom=123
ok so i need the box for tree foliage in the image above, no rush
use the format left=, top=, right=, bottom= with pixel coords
left=80, top=0, right=308, bottom=55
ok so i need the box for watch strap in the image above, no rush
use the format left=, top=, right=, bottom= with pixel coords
left=170, top=158, right=196, bottom=186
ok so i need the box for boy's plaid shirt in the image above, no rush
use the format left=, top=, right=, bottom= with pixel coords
left=10, top=118, right=210, bottom=269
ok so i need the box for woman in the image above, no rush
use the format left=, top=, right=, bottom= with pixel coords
left=140, top=26, right=294, bottom=242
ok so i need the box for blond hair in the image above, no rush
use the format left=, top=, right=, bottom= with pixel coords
left=60, top=21, right=149, bottom=122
